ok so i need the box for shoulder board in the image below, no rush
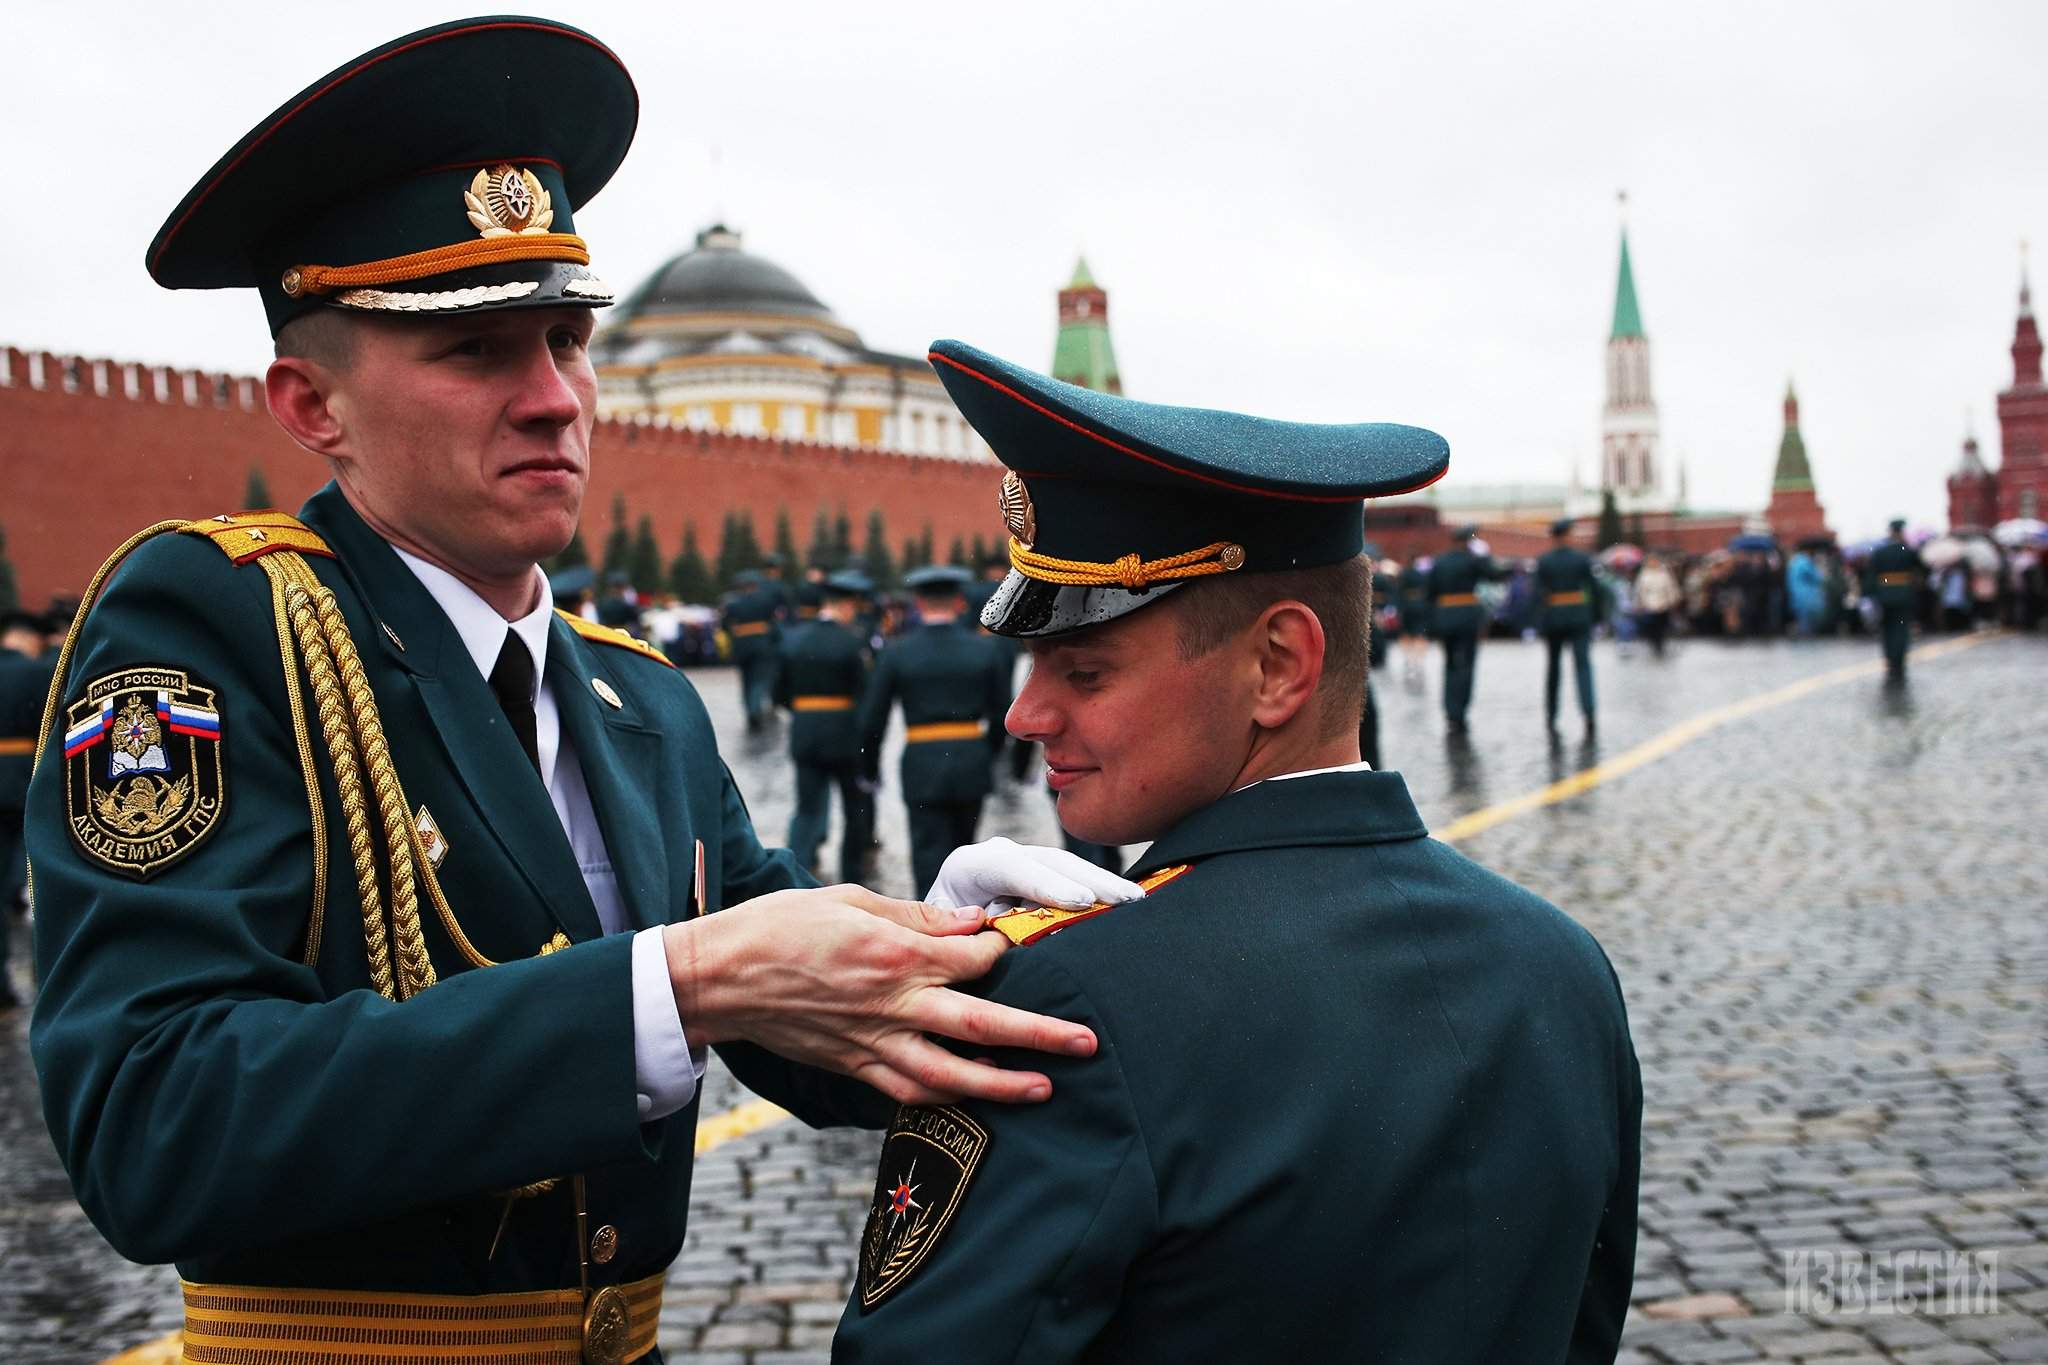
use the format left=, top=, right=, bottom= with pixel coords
left=555, top=610, right=675, bottom=668
left=179, top=510, right=334, bottom=565
left=986, top=863, right=1192, bottom=947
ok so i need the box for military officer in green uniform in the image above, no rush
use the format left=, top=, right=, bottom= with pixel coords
left=1425, top=525, right=1506, bottom=732
left=720, top=567, right=785, bottom=728
left=1864, top=518, right=1925, bottom=678
left=1535, top=516, right=1602, bottom=735
left=775, top=571, right=875, bottom=882
left=836, top=342, right=1640, bottom=1362
left=859, top=566, right=1010, bottom=896
left=23, top=23, right=1133, bottom=1364
left=0, top=609, right=51, bottom=1008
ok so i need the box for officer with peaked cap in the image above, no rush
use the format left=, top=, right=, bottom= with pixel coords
left=836, top=342, right=1639, bottom=1362
left=24, top=22, right=1138, bottom=1362
left=0, top=609, right=50, bottom=1008
left=1536, top=516, right=1603, bottom=736
left=1864, top=518, right=1925, bottom=678
left=858, top=566, right=1012, bottom=896
left=721, top=565, right=787, bottom=728
left=775, top=570, right=876, bottom=881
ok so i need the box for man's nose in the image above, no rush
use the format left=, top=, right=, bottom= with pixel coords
left=508, top=339, right=584, bottom=427
left=1005, top=663, right=1057, bottom=742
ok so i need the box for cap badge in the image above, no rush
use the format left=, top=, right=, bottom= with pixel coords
left=466, top=165, right=555, bottom=238
left=998, top=470, right=1037, bottom=549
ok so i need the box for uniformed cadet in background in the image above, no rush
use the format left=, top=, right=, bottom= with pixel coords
left=1395, top=553, right=1433, bottom=687
left=1864, top=517, right=1926, bottom=679
left=24, top=22, right=1136, bottom=1365
left=836, top=341, right=1640, bottom=1363
left=0, top=609, right=50, bottom=1009
left=859, top=566, right=1011, bottom=896
left=1426, top=524, right=1506, bottom=733
left=1535, top=516, right=1602, bottom=737
left=719, top=565, right=785, bottom=728
left=775, top=570, right=875, bottom=882
left=795, top=563, right=827, bottom=621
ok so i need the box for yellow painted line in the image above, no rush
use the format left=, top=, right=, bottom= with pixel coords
left=695, top=1096, right=792, bottom=1154
left=1436, top=631, right=2002, bottom=845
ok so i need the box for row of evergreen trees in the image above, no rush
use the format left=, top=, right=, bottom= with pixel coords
left=548, top=495, right=1000, bottom=602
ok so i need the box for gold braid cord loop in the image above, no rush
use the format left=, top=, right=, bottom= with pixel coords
left=285, top=233, right=589, bottom=296
left=1007, top=535, right=1245, bottom=591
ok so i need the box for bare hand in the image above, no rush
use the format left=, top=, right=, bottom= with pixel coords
left=664, top=885, right=1096, bottom=1105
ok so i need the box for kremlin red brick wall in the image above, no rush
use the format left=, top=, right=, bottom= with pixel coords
left=0, top=346, right=998, bottom=608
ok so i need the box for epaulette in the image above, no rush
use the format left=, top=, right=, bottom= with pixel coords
left=986, top=863, right=1192, bottom=946
left=555, top=610, right=675, bottom=668
left=180, top=510, right=335, bottom=565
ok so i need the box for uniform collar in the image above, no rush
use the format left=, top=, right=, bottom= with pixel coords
left=1129, top=768, right=1427, bottom=880
left=392, top=547, right=553, bottom=698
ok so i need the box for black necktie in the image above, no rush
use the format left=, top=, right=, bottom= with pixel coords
left=488, top=630, right=540, bottom=776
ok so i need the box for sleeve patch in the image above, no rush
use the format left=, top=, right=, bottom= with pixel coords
left=857, top=1105, right=990, bottom=1312
left=61, top=667, right=226, bottom=879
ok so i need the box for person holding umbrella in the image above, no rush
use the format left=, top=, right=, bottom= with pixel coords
left=1863, top=518, right=1926, bottom=677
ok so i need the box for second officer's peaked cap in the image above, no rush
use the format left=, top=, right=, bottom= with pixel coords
left=929, top=340, right=1449, bottom=638
left=148, top=16, right=638, bottom=336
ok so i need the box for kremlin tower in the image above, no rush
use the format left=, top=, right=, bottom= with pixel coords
left=1052, top=258, right=1121, bottom=394
left=1947, top=427, right=1999, bottom=530
left=1995, top=250, right=2047, bottom=521
left=1764, top=381, right=1830, bottom=542
left=1599, top=214, right=1667, bottom=514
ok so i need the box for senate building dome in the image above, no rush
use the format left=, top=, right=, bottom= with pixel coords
left=591, top=225, right=985, bottom=460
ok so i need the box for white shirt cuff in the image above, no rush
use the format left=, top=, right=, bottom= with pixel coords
left=632, top=925, right=707, bottom=1121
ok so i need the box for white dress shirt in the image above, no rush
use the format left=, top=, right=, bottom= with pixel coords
left=394, top=549, right=702, bottom=1121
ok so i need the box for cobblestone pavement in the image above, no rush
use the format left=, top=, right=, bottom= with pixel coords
left=5, top=631, right=2044, bottom=1362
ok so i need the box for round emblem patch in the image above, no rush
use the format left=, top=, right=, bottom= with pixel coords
left=61, top=667, right=226, bottom=879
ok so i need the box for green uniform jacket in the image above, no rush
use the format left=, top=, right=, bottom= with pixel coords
left=719, top=583, right=785, bottom=660
left=774, top=619, right=871, bottom=765
left=27, top=485, right=886, bottom=1294
left=1426, top=547, right=1503, bottom=635
left=837, top=770, right=1640, bottom=1363
left=1396, top=563, right=1433, bottom=637
left=1863, top=540, right=1925, bottom=614
left=1535, top=546, right=1602, bottom=633
left=856, top=621, right=1008, bottom=803
left=1, top=645, right=51, bottom=817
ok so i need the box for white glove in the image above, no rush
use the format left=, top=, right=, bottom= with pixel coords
left=924, top=836, right=1146, bottom=914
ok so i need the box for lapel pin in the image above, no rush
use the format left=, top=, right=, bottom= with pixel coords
left=414, top=804, right=448, bottom=869
left=592, top=678, right=623, bottom=708
left=381, top=622, right=405, bottom=652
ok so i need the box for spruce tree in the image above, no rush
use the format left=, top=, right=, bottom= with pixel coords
left=970, top=533, right=991, bottom=567
left=714, top=512, right=740, bottom=591
left=1596, top=489, right=1624, bottom=550
left=861, top=509, right=896, bottom=588
left=899, top=536, right=921, bottom=575
left=773, top=507, right=799, bottom=569
left=733, top=510, right=763, bottom=572
left=243, top=466, right=272, bottom=511
left=667, top=524, right=713, bottom=603
left=601, top=492, right=632, bottom=577
left=551, top=530, right=589, bottom=571
left=629, top=514, right=662, bottom=593
left=918, top=523, right=935, bottom=569
left=805, top=507, right=834, bottom=571
left=947, top=535, right=968, bottom=567
left=0, top=524, right=18, bottom=612
left=830, top=506, right=853, bottom=565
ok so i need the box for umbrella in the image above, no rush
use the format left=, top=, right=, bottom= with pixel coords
left=1600, top=543, right=1644, bottom=570
left=1905, top=525, right=1939, bottom=548
left=1961, top=538, right=2002, bottom=573
left=547, top=564, right=595, bottom=597
left=1841, top=538, right=1883, bottom=561
left=1918, top=536, right=1965, bottom=570
left=1992, top=518, right=2048, bottom=548
left=1728, top=533, right=1777, bottom=552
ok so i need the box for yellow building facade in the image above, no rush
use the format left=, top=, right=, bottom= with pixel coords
left=591, top=225, right=987, bottom=461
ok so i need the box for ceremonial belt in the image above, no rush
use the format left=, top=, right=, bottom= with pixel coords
left=178, top=1271, right=663, bottom=1364
left=0, top=737, right=34, bottom=756
left=730, top=621, right=772, bottom=637
left=1436, top=593, right=1478, bottom=607
left=792, top=695, right=855, bottom=712
left=1547, top=590, right=1588, bottom=606
left=905, top=720, right=986, bottom=743
left=1877, top=572, right=1914, bottom=587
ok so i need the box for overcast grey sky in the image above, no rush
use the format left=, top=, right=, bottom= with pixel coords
left=8, top=1, right=2044, bottom=539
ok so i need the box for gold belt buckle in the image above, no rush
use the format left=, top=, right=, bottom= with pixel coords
left=582, top=1285, right=631, bottom=1365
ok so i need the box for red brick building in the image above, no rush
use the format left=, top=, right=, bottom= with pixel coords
left=1994, top=265, right=2047, bottom=522
left=1764, top=381, right=1831, bottom=542
left=0, top=345, right=998, bottom=609
left=1947, top=430, right=1999, bottom=530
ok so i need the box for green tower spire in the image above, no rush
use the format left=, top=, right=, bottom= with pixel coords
left=1053, top=256, right=1121, bottom=394
left=1611, top=233, right=1644, bottom=341
left=1773, top=379, right=1813, bottom=491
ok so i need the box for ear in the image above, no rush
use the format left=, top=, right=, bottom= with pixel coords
left=265, top=358, right=348, bottom=460
left=1248, top=601, right=1325, bottom=731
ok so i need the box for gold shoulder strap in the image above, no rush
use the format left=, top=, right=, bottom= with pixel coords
left=555, top=609, right=675, bottom=668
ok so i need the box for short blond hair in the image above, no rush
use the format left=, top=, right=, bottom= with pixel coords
left=1168, top=555, right=1372, bottom=738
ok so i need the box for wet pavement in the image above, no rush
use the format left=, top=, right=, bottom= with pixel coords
left=5, top=630, right=2045, bottom=1362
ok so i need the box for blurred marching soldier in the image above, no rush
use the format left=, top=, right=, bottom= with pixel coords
left=795, top=563, right=827, bottom=621
left=1864, top=517, right=1926, bottom=678
left=1425, top=526, right=1506, bottom=733
left=1, top=610, right=51, bottom=1008
left=775, top=571, right=876, bottom=882
left=1535, top=517, right=1601, bottom=736
left=720, top=566, right=785, bottom=728
left=1396, top=554, right=1432, bottom=688
left=836, top=340, right=1638, bottom=1362
left=860, top=566, right=1011, bottom=895
left=22, top=22, right=1121, bottom=1364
